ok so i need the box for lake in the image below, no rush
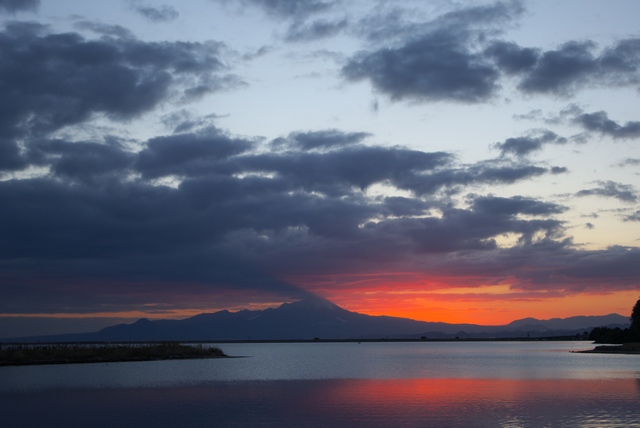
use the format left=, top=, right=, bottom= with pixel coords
left=1, top=341, right=639, bottom=427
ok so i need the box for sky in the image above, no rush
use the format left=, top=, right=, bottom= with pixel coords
left=1, top=0, right=640, bottom=337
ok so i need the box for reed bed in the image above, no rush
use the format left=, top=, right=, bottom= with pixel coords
left=0, top=342, right=226, bottom=366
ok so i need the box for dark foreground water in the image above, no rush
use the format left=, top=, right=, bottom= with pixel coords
left=2, top=341, right=639, bottom=427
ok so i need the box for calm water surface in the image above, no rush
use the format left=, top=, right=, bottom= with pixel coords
left=2, top=341, right=639, bottom=427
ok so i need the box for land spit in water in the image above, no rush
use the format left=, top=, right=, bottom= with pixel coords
left=575, top=342, right=640, bottom=355
left=0, top=342, right=227, bottom=366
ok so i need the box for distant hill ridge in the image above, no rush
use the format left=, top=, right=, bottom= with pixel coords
left=506, top=314, right=628, bottom=331
left=3, top=295, right=630, bottom=342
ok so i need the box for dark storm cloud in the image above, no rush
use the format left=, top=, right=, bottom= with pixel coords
left=494, top=130, right=566, bottom=157
left=0, top=0, right=38, bottom=14
left=0, top=178, right=184, bottom=260
left=444, top=242, right=640, bottom=292
left=343, top=1, right=640, bottom=103
left=235, top=0, right=334, bottom=19
left=235, top=145, right=454, bottom=198
left=135, top=126, right=255, bottom=179
left=470, top=195, right=567, bottom=217
left=0, top=138, right=27, bottom=171
left=160, top=109, right=221, bottom=134
left=0, top=255, right=312, bottom=314
left=28, top=137, right=135, bottom=182
left=0, top=133, right=631, bottom=314
left=576, top=181, right=637, bottom=203
left=74, top=21, right=136, bottom=39
left=0, top=21, right=235, bottom=142
left=0, top=115, right=569, bottom=314
left=366, top=211, right=553, bottom=254
left=599, top=38, right=640, bottom=77
left=551, top=166, right=568, bottom=174
left=379, top=20, right=640, bottom=104
left=383, top=161, right=549, bottom=198
left=270, top=129, right=370, bottom=151
left=467, top=163, right=548, bottom=185
left=573, top=111, right=640, bottom=140
left=543, top=246, right=640, bottom=289
left=510, top=38, right=640, bottom=95
left=231, top=147, right=550, bottom=200
left=515, top=41, right=597, bottom=94
left=484, top=41, right=538, bottom=74
left=285, top=17, right=348, bottom=42
left=342, top=29, right=500, bottom=103
left=437, top=0, right=524, bottom=28
left=381, top=195, right=566, bottom=253
left=357, top=34, right=640, bottom=102
left=0, top=168, right=312, bottom=311
left=131, top=2, right=180, bottom=22
left=263, top=0, right=334, bottom=18
left=359, top=1, right=523, bottom=44
left=2, top=3, right=639, bottom=322
left=214, top=0, right=341, bottom=42
left=208, top=197, right=569, bottom=282
left=341, top=2, right=529, bottom=102
left=625, top=211, right=640, bottom=222
left=379, top=196, right=433, bottom=218
left=252, top=194, right=567, bottom=277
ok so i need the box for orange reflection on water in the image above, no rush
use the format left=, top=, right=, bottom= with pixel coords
left=5, top=378, right=640, bottom=427
left=325, top=377, right=639, bottom=402
left=314, top=378, right=640, bottom=426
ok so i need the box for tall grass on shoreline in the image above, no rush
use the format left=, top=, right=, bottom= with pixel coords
left=0, top=342, right=226, bottom=366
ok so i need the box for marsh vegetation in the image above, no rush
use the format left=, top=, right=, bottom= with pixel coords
left=0, top=342, right=226, bottom=366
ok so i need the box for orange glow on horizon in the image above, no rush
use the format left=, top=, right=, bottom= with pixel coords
left=284, top=271, right=639, bottom=324
left=326, top=288, right=639, bottom=325
left=3, top=282, right=637, bottom=325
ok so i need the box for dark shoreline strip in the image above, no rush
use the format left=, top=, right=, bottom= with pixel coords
left=574, top=343, right=640, bottom=355
left=0, top=343, right=227, bottom=367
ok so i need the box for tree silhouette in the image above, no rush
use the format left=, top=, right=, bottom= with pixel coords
left=590, top=297, right=640, bottom=343
left=630, top=297, right=640, bottom=340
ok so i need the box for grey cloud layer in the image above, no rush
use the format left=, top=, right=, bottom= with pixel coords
left=494, top=130, right=566, bottom=157
left=219, top=0, right=346, bottom=42
left=132, top=3, right=180, bottom=23
left=511, top=106, right=640, bottom=147
left=342, top=3, right=640, bottom=103
left=347, top=35, right=640, bottom=102
left=227, top=0, right=640, bottom=104
left=343, top=30, right=500, bottom=102
left=285, top=17, right=348, bottom=42
left=1, top=2, right=640, bottom=315
left=242, top=0, right=334, bottom=19
left=576, top=181, right=638, bottom=203
left=1, top=113, right=629, bottom=314
left=0, top=0, right=38, bottom=14
left=0, top=109, right=576, bottom=313
left=0, top=21, right=238, bottom=170
left=574, top=111, right=640, bottom=140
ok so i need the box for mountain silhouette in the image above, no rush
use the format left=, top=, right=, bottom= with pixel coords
left=2, top=295, right=630, bottom=342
